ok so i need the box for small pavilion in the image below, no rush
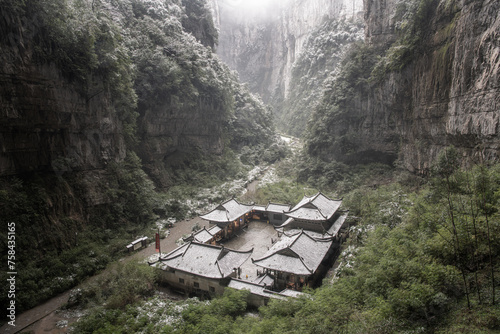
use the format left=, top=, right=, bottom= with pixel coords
left=200, top=198, right=254, bottom=239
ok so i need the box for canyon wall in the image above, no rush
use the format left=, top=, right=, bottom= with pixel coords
left=214, top=0, right=499, bottom=172
left=356, top=0, right=499, bottom=171
left=0, top=0, right=234, bottom=250
left=0, top=63, right=126, bottom=177
left=211, top=0, right=364, bottom=104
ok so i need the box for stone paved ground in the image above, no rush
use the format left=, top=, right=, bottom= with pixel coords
left=222, top=221, right=278, bottom=282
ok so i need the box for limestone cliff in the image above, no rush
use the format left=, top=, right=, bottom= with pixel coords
left=394, top=0, right=499, bottom=171
left=303, top=0, right=499, bottom=172
left=0, top=63, right=127, bottom=177
left=0, top=2, right=131, bottom=217
left=211, top=0, right=364, bottom=105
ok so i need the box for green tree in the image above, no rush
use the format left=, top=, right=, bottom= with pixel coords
left=431, top=146, right=471, bottom=308
left=473, top=164, right=499, bottom=305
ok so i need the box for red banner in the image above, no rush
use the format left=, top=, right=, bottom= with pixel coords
left=155, top=233, right=160, bottom=253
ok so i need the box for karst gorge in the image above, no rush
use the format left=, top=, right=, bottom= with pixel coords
left=1, top=0, right=499, bottom=333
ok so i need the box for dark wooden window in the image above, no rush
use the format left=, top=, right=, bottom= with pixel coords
left=209, top=286, right=215, bottom=293
left=194, top=282, right=199, bottom=288
left=179, top=278, right=184, bottom=284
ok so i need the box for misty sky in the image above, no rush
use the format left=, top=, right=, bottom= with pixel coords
left=224, top=0, right=287, bottom=9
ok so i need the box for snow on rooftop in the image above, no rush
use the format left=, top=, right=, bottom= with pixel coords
left=218, top=249, right=253, bottom=276
left=253, top=232, right=332, bottom=275
left=252, top=205, right=267, bottom=211
left=192, top=229, right=214, bottom=243
left=187, top=225, right=223, bottom=243
left=254, top=274, right=274, bottom=287
left=228, top=279, right=285, bottom=299
left=327, top=213, right=348, bottom=236
left=159, top=242, right=252, bottom=279
left=200, top=198, right=253, bottom=223
left=282, top=229, right=331, bottom=241
left=287, top=192, right=342, bottom=221
left=266, top=203, right=291, bottom=213
left=280, top=217, right=295, bottom=227
left=208, top=225, right=222, bottom=234
left=286, top=207, right=327, bottom=221
left=279, top=289, right=306, bottom=298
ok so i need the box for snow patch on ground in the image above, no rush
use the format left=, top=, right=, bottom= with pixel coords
left=132, top=295, right=209, bottom=329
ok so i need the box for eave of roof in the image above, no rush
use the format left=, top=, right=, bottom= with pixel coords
left=286, top=192, right=342, bottom=221
left=266, top=202, right=291, bottom=213
left=326, top=212, right=348, bottom=236
left=228, top=279, right=307, bottom=299
left=158, top=241, right=252, bottom=279
left=200, top=198, right=253, bottom=222
left=228, top=279, right=287, bottom=299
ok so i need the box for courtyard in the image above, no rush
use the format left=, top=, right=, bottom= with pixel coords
left=222, top=221, right=278, bottom=282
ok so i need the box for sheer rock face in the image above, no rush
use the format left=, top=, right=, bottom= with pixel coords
left=211, top=0, right=364, bottom=104
left=0, top=62, right=126, bottom=177
left=363, top=0, right=398, bottom=46
left=137, top=96, right=226, bottom=188
left=0, top=58, right=226, bottom=188
left=360, top=0, right=500, bottom=172
left=138, top=102, right=225, bottom=158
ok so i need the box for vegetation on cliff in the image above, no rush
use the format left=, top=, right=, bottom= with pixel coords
left=0, top=153, right=157, bottom=312
left=277, top=18, right=364, bottom=138
left=302, top=0, right=459, bottom=168
left=304, top=41, right=381, bottom=164
left=371, top=0, right=439, bottom=75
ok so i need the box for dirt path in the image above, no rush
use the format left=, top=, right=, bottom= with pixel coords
left=0, top=217, right=208, bottom=334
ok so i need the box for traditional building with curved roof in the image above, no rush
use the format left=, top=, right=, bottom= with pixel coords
left=252, top=230, right=333, bottom=290
left=152, top=241, right=252, bottom=295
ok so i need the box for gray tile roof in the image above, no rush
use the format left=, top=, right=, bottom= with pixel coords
left=254, top=274, right=275, bottom=287
left=266, top=203, right=291, bottom=213
left=189, top=225, right=223, bottom=243
left=228, top=279, right=285, bottom=299
left=286, top=192, right=342, bottom=221
left=326, top=213, right=348, bottom=236
left=252, top=205, right=267, bottom=211
left=192, top=229, right=214, bottom=243
left=228, top=279, right=306, bottom=299
left=252, top=231, right=332, bottom=275
left=281, top=229, right=331, bottom=241
left=208, top=225, right=222, bottom=234
left=279, top=289, right=306, bottom=298
left=159, top=242, right=252, bottom=279
left=280, top=212, right=349, bottom=240
left=200, top=198, right=254, bottom=223
left=279, top=217, right=295, bottom=227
